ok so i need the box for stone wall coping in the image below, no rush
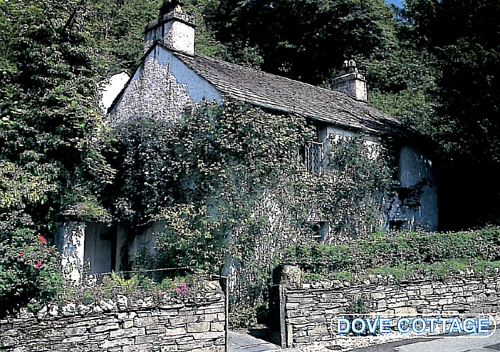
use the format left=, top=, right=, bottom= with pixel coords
left=284, top=269, right=500, bottom=290
left=2, top=280, right=223, bottom=322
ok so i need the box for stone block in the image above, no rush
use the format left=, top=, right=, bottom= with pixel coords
left=62, top=335, right=87, bottom=344
left=308, top=325, right=328, bottom=335
left=210, top=322, right=224, bottom=332
left=123, top=345, right=154, bottom=352
left=378, top=300, right=387, bottom=309
left=1, top=336, right=17, bottom=347
left=134, top=316, right=157, bottom=328
left=160, top=346, right=179, bottom=351
left=420, top=287, right=433, bottom=295
left=93, top=323, right=120, bottom=333
left=438, top=298, right=453, bottom=305
left=372, top=292, right=385, bottom=300
left=192, top=331, right=222, bottom=340
left=64, top=326, right=87, bottom=336
left=394, top=307, right=417, bottom=316
left=391, top=301, right=407, bottom=308
left=146, top=326, right=166, bottom=334
left=164, top=327, right=186, bottom=336
left=135, top=335, right=158, bottom=344
left=187, top=322, right=210, bottom=333
left=109, top=327, right=145, bottom=339
left=122, top=320, right=134, bottom=329
left=466, top=296, right=477, bottom=303
left=100, top=337, right=132, bottom=349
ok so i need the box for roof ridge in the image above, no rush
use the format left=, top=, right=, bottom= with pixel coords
left=111, top=41, right=406, bottom=137
left=171, top=46, right=364, bottom=104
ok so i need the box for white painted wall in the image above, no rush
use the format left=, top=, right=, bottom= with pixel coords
left=100, top=72, right=129, bottom=110
left=55, top=222, right=86, bottom=281
left=318, top=126, right=438, bottom=232
left=391, top=145, right=438, bottom=231
left=109, top=45, right=221, bottom=123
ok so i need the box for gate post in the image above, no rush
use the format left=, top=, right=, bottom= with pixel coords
left=279, top=284, right=286, bottom=348
left=224, top=276, right=229, bottom=352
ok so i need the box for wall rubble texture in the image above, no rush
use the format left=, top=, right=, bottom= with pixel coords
left=0, top=281, right=225, bottom=352
left=111, top=56, right=192, bottom=125
left=283, top=273, right=500, bottom=347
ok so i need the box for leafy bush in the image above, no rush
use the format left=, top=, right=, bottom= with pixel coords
left=108, top=100, right=397, bottom=327
left=286, top=226, right=500, bottom=282
left=56, top=271, right=200, bottom=307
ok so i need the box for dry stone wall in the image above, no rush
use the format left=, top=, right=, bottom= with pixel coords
left=283, top=272, right=500, bottom=348
left=0, top=281, right=225, bottom=352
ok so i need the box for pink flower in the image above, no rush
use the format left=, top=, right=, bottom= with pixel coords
left=49, top=248, right=52, bottom=253
left=38, top=236, right=46, bottom=244
left=34, top=261, right=41, bottom=269
left=173, top=283, right=189, bottom=295
left=20, top=259, right=24, bottom=262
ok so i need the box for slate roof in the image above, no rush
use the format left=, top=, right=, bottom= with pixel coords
left=168, top=45, right=405, bottom=136
left=110, top=42, right=406, bottom=136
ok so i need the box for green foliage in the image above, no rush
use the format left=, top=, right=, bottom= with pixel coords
left=0, top=175, right=63, bottom=317
left=86, top=0, right=162, bottom=75
left=83, top=0, right=227, bottom=75
left=108, top=116, right=178, bottom=227
left=398, top=0, right=500, bottom=229
left=155, top=204, right=225, bottom=270
left=402, top=0, right=500, bottom=158
left=322, top=136, right=394, bottom=239
left=286, top=226, right=500, bottom=282
left=56, top=271, right=199, bottom=306
left=109, top=100, right=395, bottom=327
left=0, top=0, right=115, bottom=317
left=205, top=0, right=397, bottom=84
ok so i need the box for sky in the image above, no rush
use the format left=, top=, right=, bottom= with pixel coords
left=386, top=0, right=403, bottom=7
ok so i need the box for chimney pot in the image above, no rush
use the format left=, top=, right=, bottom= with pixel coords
left=144, top=1, right=195, bottom=55
left=331, top=60, right=367, bottom=101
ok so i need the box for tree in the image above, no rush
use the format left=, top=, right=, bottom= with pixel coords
left=401, top=0, right=500, bottom=158
left=86, top=0, right=226, bottom=76
left=86, top=0, right=161, bottom=75
left=401, top=0, right=500, bottom=229
left=0, top=0, right=114, bottom=316
left=205, top=0, right=397, bottom=84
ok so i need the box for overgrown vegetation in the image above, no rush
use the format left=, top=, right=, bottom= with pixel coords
left=106, top=101, right=394, bottom=327
left=1, top=0, right=499, bottom=324
left=286, top=226, right=500, bottom=283
left=55, top=270, right=201, bottom=308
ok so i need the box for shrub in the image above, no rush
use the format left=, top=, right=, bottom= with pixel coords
left=286, top=226, right=500, bottom=282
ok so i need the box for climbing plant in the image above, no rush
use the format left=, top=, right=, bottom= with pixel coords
left=108, top=100, right=395, bottom=326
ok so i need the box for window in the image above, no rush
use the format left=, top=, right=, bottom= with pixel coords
left=305, top=140, right=324, bottom=175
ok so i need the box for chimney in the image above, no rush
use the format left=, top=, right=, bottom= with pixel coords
left=144, top=0, right=195, bottom=55
left=332, top=60, right=367, bottom=101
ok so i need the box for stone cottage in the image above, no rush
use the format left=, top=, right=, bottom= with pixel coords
left=56, top=1, right=438, bottom=278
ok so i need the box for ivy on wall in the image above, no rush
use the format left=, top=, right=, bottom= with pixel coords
left=106, top=100, right=395, bottom=326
